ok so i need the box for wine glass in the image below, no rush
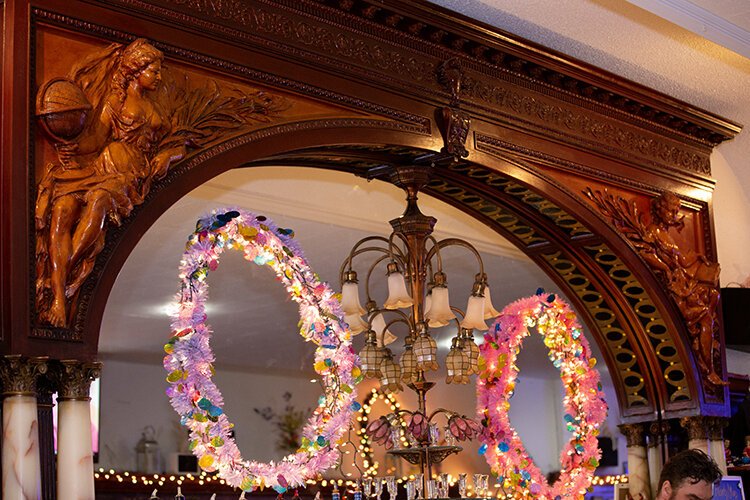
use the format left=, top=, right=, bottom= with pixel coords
left=373, top=478, right=383, bottom=500
left=428, top=423, right=440, bottom=445
left=438, top=473, right=449, bottom=498
left=458, top=473, right=467, bottom=498
left=406, top=480, right=416, bottom=500
left=363, top=478, right=373, bottom=500
left=385, top=476, right=397, bottom=500
left=414, top=474, right=424, bottom=500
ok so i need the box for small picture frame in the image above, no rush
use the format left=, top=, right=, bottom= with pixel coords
left=714, top=476, right=745, bottom=500
left=613, top=483, right=629, bottom=500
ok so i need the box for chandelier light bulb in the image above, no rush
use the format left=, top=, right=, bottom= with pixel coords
left=461, top=295, right=488, bottom=331
left=383, top=263, right=414, bottom=309
left=379, top=349, right=403, bottom=393
left=360, top=331, right=384, bottom=378
left=424, top=286, right=456, bottom=327
left=400, top=343, right=419, bottom=384
left=341, top=278, right=366, bottom=315
left=482, top=284, right=501, bottom=320
left=445, top=338, right=470, bottom=384
left=371, top=312, right=398, bottom=346
left=413, top=333, right=439, bottom=372
left=344, top=313, right=368, bottom=335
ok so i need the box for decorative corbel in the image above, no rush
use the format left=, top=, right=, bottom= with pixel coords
left=437, top=58, right=471, bottom=161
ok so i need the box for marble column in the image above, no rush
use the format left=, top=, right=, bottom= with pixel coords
left=680, top=416, right=729, bottom=474
left=56, top=360, right=102, bottom=500
left=0, top=355, right=48, bottom=500
left=619, top=423, right=651, bottom=500
left=647, top=421, right=669, bottom=497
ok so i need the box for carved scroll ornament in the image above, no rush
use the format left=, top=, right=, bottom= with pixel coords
left=34, top=38, right=287, bottom=328
left=437, top=59, right=470, bottom=160
left=585, top=189, right=725, bottom=392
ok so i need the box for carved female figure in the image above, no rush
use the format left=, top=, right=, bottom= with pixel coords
left=35, top=39, right=185, bottom=327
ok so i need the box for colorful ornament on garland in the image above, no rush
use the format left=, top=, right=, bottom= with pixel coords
left=477, top=291, right=607, bottom=499
left=164, top=209, right=360, bottom=491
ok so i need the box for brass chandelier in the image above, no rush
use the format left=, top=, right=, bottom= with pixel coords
left=339, top=163, right=500, bottom=398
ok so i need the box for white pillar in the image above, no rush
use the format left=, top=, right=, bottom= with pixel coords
left=647, top=422, right=668, bottom=499
left=0, top=355, right=47, bottom=500
left=619, top=423, right=651, bottom=500
left=57, top=361, right=101, bottom=500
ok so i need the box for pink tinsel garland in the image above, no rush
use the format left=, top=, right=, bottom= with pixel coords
left=477, top=293, right=608, bottom=499
left=164, top=209, right=360, bottom=492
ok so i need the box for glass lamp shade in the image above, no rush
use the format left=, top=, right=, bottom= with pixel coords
left=445, top=342, right=470, bottom=384
left=400, top=344, right=418, bottom=384
left=460, top=295, right=488, bottom=331
left=413, top=333, right=439, bottom=372
left=424, top=286, right=456, bottom=327
left=383, top=270, right=414, bottom=309
left=482, top=284, right=501, bottom=320
left=371, top=313, right=397, bottom=346
left=360, top=332, right=384, bottom=378
left=344, top=313, right=368, bottom=335
left=341, top=281, right=366, bottom=315
left=379, top=350, right=403, bottom=393
left=460, top=330, right=480, bottom=375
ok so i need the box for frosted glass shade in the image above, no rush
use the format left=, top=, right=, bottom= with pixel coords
left=341, top=281, right=366, bottom=315
left=424, top=286, right=456, bottom=327
left=460, top=295, right=488, bottom=331
left=344, top=313, right=368, bottom=335
left=383, top=271, right=413, bottom=309
left=483, top=284, right=501, bottom=320
left=371, top=313, right=397, bottom=346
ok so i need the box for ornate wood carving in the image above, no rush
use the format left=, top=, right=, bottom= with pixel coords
left=585, top=189, right=724, bottom=392
left=33, top=38, right=287, bottom=328
left=619, top=423, right=647, bottom=447
left=55, top=360, right=102, bottom=401
left=647, top=421, right=670, bottom=448
left=680, top=416, right=728, bottom=441
left=0, top=355, right=48, bottom=396
left=436, top=59, right=470, bottom=160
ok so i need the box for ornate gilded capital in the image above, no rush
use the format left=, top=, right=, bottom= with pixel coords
left=647, top=420, right=670, bottom=448
left=680, top=416, right=728, bottom=441
left=56, top=360, right=102, bottom=401
left=0, top=355, right=49, bottom=396
left=619, top=423, right=647, bottom=448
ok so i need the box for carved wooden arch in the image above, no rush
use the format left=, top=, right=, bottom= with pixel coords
left=63, top=118, right=701, bottom=422
left=9, top=0, right=739, bottom=427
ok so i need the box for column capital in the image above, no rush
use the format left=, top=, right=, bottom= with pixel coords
left=56, top=360, right=102, bottom=401
left=679, top=415, right=728, bottom=441
left=619, top=423, right=647, bottom=447
left=647, top=420, right=670, bottom=448
left=0, top=355, right=49, bottom=396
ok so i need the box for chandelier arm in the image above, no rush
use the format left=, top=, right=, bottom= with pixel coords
left=426, top=408, right=458, bottom=423
left=425, top=238, right=485, bottom=279
left=381, top=317, right=414, bottom=343
left=339, top=236, right=407, bottom=283
left=426, top=235, right=444, bottom=274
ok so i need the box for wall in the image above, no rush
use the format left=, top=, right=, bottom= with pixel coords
left=98, top=349, right=626, bottom=479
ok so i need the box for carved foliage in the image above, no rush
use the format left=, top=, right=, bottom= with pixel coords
left=619, top=423, right=647, bottom=448
left=585, top=188, right=724, bottom=394
left=0, top=355, right=49, bottom=396
left=34, top=38, right=287, bottom=329
left=56, top=360, right=103, bottom=400
left=680, top=416, right=728, bottom=441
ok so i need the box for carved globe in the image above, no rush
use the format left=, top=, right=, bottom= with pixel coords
left=36, top=78, right=91, bottom=142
